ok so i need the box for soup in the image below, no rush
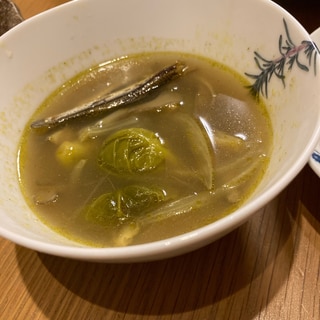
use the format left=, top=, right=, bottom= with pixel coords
left=17, top=52, right=272, bottom=247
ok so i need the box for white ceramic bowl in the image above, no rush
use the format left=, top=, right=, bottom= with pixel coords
left=309, top=27, right=320, bottom=177
left=0, top=0, right=320, bottom=262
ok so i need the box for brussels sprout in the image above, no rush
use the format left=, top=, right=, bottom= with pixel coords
left=98, top=128, right=165, bottom=175
left=84, top=185, right=166, bottom=227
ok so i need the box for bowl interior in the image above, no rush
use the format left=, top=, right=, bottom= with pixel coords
left=0, top=0, right=319, bottom=262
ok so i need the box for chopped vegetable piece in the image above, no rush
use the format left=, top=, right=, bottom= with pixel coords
left=174, top=113, right=213, bottom=190
left=84, top=185, right=166, bottom=227
left=98, top=128, right=166, bottom=175
left=55, top=140, right=89, bottom=168
left=113, top=222, right=140, bottom=246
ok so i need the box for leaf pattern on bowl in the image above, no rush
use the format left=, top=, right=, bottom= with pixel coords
left=245, top=19, right=319, bottom=99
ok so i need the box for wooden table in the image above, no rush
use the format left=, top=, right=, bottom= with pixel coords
left=1, top=1, right=320, bottom=319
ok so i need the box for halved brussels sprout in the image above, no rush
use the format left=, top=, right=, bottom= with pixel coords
left=84, top=185, right=166, bottom=227
left=98, top=128, right=165, bottom=175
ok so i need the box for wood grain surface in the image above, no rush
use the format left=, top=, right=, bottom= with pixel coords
left=1, top=1, right=320, bottom=319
